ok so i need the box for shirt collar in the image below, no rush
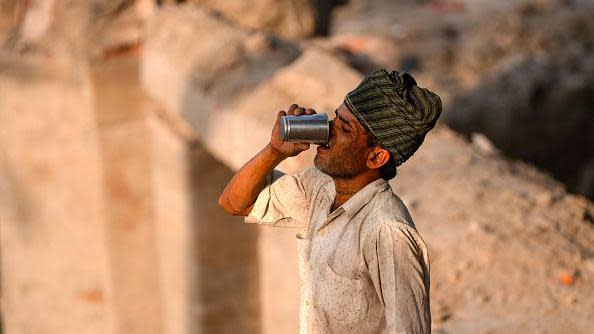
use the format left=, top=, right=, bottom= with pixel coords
left=324, top=177, right=390, bottom=220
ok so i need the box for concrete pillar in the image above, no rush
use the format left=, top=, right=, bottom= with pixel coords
left=0, top=54, right=115, bottom=334
left=95, top=52, right=265, bottom=334
left=93, top=55, right=195, bottom=334
left=187, top=145, right=261, bottom=333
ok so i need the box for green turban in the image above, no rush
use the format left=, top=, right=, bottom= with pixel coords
left=344, top=69, right=442, bottom=166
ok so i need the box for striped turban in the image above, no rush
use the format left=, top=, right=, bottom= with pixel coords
left=344, top=69, right=442, bottom=166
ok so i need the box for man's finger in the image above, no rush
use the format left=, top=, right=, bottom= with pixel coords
left=295, top=107, right=305, bottom=116
left=305, top=108, right=316, bottom=115
left=296, top=143, right=310, bottom=151
left=287, top=104, right=298, bottom=115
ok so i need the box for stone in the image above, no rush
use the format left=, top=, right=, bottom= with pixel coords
left=88, top=0, right=156, bottom=60
left=191, top=0, right=316, bottom=38
left=471, top=132, right=497, bottom=155
left=141, top=3, right=300, bottom=119
left=328, top=34, right=403, bottom=73
left=141, top=4, right=246, bottom=114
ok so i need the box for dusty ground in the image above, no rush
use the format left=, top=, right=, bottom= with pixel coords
left=396, top=127, right=594, bottom=333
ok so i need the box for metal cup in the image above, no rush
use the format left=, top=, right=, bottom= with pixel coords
left=279, top=113, right=329, bottom=146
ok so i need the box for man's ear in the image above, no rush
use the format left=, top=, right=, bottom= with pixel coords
left=366, top=146, right=390, bottom=170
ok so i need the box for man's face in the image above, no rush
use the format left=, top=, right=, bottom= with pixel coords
left=314, top=103, right=371, bottom=179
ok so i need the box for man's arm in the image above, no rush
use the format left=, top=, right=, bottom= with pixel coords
left=217, top=143, right=286, bottom=216
left=218, top=104, right=316, bottom=216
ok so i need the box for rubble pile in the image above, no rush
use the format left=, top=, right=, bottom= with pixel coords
left=445, top=1, right=594, bottom=199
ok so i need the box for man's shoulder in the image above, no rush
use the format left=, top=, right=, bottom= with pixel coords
left=360, top=190, right=420, bottom=242
left=372, top=190, right=416, bottom=227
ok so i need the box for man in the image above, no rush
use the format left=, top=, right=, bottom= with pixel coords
left=218, top=69, right=442, bottom=333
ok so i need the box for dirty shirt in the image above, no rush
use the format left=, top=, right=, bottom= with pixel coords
left=245, top=167, right=431, bottom=333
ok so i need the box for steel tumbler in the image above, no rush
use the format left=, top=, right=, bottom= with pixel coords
left=279, top=113, right=330, bottom=146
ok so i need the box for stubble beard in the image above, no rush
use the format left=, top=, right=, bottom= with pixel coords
left=314, top=145, right=366, bottom=179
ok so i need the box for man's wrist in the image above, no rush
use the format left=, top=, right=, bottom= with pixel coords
left=265, top=143, right=287, bottom=163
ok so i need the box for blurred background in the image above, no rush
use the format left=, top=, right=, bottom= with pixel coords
left=1, top=0, right=593, bottom=333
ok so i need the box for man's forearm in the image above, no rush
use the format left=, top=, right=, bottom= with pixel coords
left=218, top=143, right=286, bottom=215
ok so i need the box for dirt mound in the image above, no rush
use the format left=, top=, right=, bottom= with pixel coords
left=444, top=1, right=594, bottom=199
left=396, top=127, right=594, bottom=333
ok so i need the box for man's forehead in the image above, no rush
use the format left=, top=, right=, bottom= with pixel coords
left=337, top=103, right=362, bottom=127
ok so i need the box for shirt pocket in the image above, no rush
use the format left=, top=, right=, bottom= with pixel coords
left=318, top=261, right=368, bottom=327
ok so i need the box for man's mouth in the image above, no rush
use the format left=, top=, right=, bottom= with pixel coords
left=317, top=143, right=331, bottom=152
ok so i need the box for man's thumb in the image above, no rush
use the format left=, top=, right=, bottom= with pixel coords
left=277, top=110, right=287, bottom=120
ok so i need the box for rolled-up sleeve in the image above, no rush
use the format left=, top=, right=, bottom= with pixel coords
left=244, top=167, right=321, bottom=228
left=365, top=222, right=431, bottom=334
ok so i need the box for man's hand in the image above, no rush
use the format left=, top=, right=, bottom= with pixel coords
left=270, top=104, right=317, bottom=158
left=218, top=104, right=316, bottom=216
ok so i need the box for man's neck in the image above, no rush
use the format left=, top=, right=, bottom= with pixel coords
left=331, top=172, right=381, bottom=212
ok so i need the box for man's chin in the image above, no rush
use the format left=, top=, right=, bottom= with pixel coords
left=314, top=158, right=337, bottom=178
left=313, top=156, right=328, bottom=174
left=313, top=155, right=322, bottom=170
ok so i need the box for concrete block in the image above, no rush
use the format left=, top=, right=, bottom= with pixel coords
left=94, top=55, right=193, bottom=334
left=201, top=49, right=362, bottom=173
left=141, top=4, right=248, bottom=115
left=141, top=3, right=300, bottom=121
left=188, top=145, right=260, bottom=334
left=0, top=54, right=115, bottom=334
left=191, top=0, right=315, bottom=38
